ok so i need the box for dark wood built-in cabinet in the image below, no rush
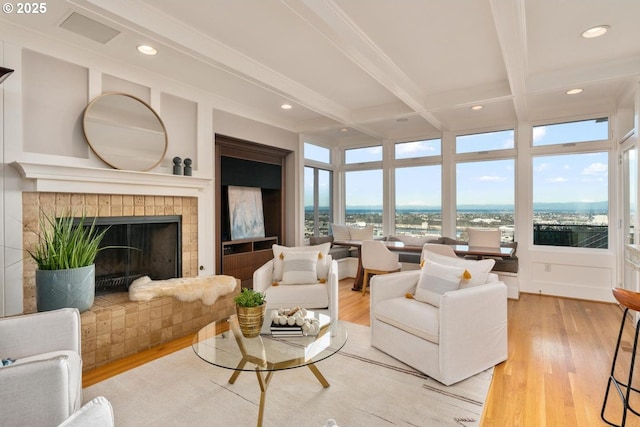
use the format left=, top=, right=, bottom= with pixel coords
left=215, top=135, right=290, bottom=288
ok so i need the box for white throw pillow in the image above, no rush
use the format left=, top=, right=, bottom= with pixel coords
left=331, top=224, right=351, bottom=241
left=272, top=243, right=331, bottom=281
left=422, top=251, right=495, bottom=287
left=281, top=251, right=320, bottom=284
left=414, top=261, right=466, bottom=307
left=349, top=225, right=373, bottom=240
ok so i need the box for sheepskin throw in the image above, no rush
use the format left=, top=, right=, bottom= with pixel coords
left=129, top=275, right=238, bottom=305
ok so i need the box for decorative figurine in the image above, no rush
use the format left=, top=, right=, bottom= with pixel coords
left=183, top=158, right=192, bottom=176
left=172, top=157, right=182, bottom=175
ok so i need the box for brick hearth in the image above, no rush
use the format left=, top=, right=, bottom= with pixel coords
left=22, top=192, right=238, bottom=371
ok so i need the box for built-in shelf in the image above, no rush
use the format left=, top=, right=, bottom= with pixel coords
left=222, top=236, right=278, bottom=287
left=12, top=161, right=212, bottom=196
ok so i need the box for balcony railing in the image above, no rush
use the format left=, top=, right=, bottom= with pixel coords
left=533, top=224, right=608, bottom=248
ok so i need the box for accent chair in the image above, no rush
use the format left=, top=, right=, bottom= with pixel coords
left=0, top=308, right=87, bottom=426
left=370, top=252, right=508, bottom=385
left=253, top=243, right=339, bottom=321
left=361, top=239, right=402, bottom=295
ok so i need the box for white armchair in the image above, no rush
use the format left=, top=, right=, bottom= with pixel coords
left=370, top=268, right=507, bottom=386
left=0, top=308, right=83, bottom=426
left=253, top=244, right=339, bottom=321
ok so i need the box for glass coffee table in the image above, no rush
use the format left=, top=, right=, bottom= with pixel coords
left=192, top=311, right=347, bottom=427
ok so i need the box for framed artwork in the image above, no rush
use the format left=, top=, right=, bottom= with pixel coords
left=227, top=185, right=265, bottom=240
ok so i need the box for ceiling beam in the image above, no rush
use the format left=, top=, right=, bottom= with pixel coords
left=282, top=0, right=444, bottom=131
left=490, top=0, right=529, bottom=121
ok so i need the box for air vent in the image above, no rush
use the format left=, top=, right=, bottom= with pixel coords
left=59, top=12, right=120, bottom=44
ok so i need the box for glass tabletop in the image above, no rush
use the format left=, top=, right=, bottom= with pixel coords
left=192, top=311, right=348, bottom=372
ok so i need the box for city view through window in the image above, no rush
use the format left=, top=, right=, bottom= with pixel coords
left=305, top=118, right=609, bottom=248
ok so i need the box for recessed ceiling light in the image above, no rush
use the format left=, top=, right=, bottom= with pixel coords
left=582, top=25, right=609, bottom=39
left=566, top=88, right=583, bottom=95
left=280, top=103, right=292, bottom=110
left=470, top=105, right=483, bottom=111
left=340, top=128, right=349, bottom=132
left=137, top=45, right=157, bottom=56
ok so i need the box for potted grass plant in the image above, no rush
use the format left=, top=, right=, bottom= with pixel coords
left=234, top=288, right=267, bottom=338
left=29, top=211, right=108, bottom=313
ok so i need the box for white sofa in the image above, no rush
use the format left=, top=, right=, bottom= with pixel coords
left=370, top=269, right=508, bottom=385
left=253, top=248, right=339, bottom=321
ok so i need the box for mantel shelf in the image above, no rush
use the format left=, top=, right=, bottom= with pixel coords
left=12, top=161, right=212, bottom=194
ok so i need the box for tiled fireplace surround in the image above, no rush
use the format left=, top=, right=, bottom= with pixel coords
left=22, top=191, right=238, bottom=371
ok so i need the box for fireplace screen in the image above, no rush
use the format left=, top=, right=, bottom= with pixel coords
left=74, top=215, right=182, bottom=294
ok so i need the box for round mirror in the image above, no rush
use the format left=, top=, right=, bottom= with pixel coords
left=83, top=93, right=168, bottom=171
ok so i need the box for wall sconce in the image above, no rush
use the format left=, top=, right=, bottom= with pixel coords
left=0, top=67, right=15, bottom=85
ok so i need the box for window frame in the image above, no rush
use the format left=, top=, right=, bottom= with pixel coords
left=531, top=116, right=610, bottom=148
left=455, top=128, right=516, bottom=155
left=394, top=138, right=442, bottom=160
left=529, top=115, right=612, bottom=251
left=304, top=142, right=334, bottom=239
left=344, top=144, right=384, bottom=165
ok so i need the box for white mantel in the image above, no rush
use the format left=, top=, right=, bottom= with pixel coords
left=2, top=161, right=217, bottom=317
left=12, top=161, right=213, bottom=197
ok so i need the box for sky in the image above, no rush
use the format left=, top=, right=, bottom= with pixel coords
left=305, top=118, right=609, bottom=208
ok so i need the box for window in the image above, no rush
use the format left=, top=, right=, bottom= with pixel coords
left=304, top=142, right=330, bottom=164
left=304, top=143, right=332, bottom=238
left=532, top=152, right=608, bottom=248
left=345, top=145, right=382, bottom=164
left=395, top=139, right=441, bottom=159
left=345, top=169, right=383, bottom=236
left=456, top=129, right=514, bottom=154
left=395, top=165, right=442, bottom=236
left=304, top=167, right=332, bottom=238
left=456, top=159, right=515, bottom=241
left=532, top=117, right=608, bottom=147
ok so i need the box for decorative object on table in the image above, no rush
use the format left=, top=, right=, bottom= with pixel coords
left=172, top=156, right=182, bottom=175
left=234, top=288, right=267, bottom=338
left=227, top=185, right=265, bottom=240
left=183, top=158, right=192, bottom=176
left=29, top=212, right=108, bottom=313
left=270, top=307, right=322, bottom=336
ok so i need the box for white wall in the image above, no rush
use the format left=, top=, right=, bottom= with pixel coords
left=0, top=34, right=299, bottom=316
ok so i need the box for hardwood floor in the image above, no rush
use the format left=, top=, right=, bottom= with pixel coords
left=84, top=279, right=638, bottom=426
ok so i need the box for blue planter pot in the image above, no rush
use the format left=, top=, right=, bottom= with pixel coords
left=36, top=264, right=95, bottom=313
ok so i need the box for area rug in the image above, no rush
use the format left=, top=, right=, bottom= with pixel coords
left=83, top=322, right=492, bottom=426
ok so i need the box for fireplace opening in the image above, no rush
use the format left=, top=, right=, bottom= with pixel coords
left=74, top=215, right=182, bottom=294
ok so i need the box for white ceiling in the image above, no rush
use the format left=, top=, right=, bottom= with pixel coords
left=2, top=0, right=639, bottom=147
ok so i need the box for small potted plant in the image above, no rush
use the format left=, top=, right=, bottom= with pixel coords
left=234, top=288, right=267, bottom=338
left=28, top=211, right=108, bottom=313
